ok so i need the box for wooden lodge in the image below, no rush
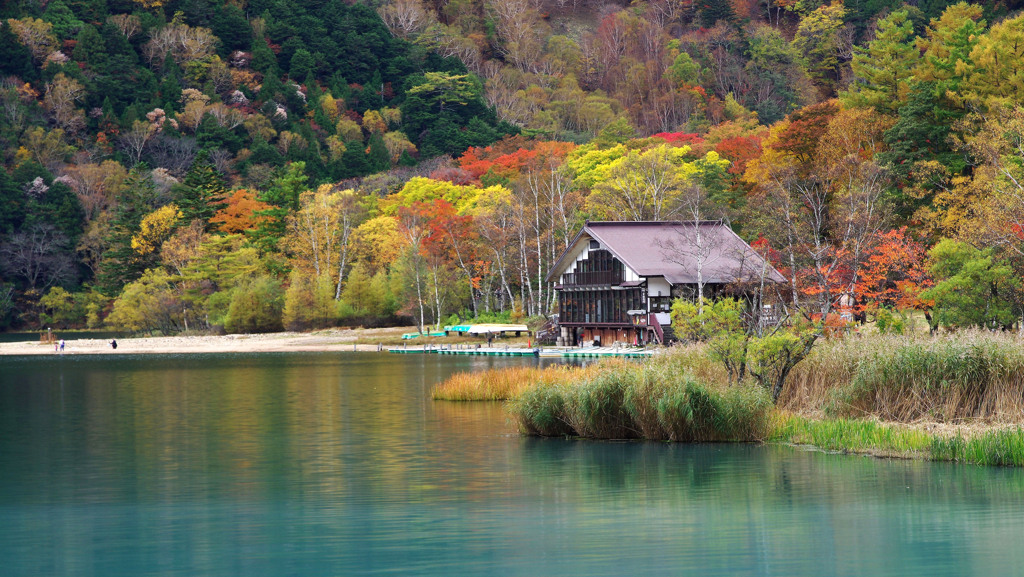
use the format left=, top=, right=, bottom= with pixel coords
left=545, top=221, right=786, bottom=346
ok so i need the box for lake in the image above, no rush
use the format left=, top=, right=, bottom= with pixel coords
left=2, top=352, right=1023, bottom=576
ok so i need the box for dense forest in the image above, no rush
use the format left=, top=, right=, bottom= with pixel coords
left=1, top=0, right=1023, bottom=334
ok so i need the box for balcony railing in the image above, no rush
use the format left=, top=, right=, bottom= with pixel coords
left=561, top=270, right=624, bottom=286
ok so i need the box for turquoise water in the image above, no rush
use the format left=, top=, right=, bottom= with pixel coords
left=2, top=353, right=1024, bottom=576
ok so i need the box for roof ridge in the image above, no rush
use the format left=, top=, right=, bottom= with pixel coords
left=586, top=220, right=725, bottom=226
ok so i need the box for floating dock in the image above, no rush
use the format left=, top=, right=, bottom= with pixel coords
left=388, top=345, right=654, bottom=359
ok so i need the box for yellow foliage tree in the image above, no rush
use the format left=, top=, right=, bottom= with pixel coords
left=386, top=176, right=501, bottom=214
left=6, top=17, right=57, bottom=62
left=382, top=131, right=416, bottom=162
left=132, top=204, right=182, bottom=255
left=336, top=118, right=363, bottom=142
left=361, top=109, right=387, bottom=134
left=586, top=145, right=728, bottom=221
left=285, top=186, right=366, bottom=298
left=319, top=93, right=342, bottom=123
left=350, top=215, right=404, bottom=275
left=282, top=269, right=337, bottom=330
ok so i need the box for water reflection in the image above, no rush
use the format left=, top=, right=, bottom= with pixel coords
left=1, top=353, right=1023, bottom=576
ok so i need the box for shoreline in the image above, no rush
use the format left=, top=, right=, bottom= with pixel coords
left=0, top=327, right=417, bottom=356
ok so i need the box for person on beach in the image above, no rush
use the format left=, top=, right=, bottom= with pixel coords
left=59, top=339, right=65, bottom=352
left=110, top=339, right=117, bottom=349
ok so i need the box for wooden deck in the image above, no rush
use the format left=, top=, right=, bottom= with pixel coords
left=388, top=345, right=654, bottom=358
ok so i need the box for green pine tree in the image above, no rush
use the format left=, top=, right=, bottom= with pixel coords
left=367, top=132, right=390, bottom=173
left=842, top=11, right=917, bottom=114
left=175, top=150, right=228, bottom=228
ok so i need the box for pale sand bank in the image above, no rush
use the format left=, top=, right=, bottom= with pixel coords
left=0, top=327, right=417, bottom=356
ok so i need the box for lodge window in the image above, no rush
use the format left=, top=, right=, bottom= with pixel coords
left=558, top=288, right=643, bottom=324
left=562, top=249, right=624, bottom=286
left=649, top=296, right=673, bottom=313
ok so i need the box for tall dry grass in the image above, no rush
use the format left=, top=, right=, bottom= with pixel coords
left=781, top=331, right=1024, bottom=422
left=431, top=364, right=601, bottom=401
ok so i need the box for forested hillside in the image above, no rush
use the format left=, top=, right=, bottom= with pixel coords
left=1, top=0, right=1023, bottom=334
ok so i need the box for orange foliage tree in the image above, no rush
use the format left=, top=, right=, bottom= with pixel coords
left=856, top=227, right=933, bottom=315
left=715, top=135, right=763, bottom=175
left=209, top=189, right=273, bottom=234
left=457, top=139, right=576, bottom=183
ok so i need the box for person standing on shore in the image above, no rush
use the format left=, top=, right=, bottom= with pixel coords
left=110, top=339, right=117, bottom=350
left=60, top=339, right=65, bottom=353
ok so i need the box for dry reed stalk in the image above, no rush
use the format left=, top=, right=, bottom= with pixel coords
left=794, top=331, right=1024, bottom=423
left=432, top=364, right=597, bottom=401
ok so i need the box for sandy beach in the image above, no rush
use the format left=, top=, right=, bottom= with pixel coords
left=0, top=327, right=417, bottom=356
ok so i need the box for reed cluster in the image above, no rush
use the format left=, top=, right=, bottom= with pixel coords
left=507, top=360, right=773, bottom=442
left=772, top=332, right=1024, bottom=422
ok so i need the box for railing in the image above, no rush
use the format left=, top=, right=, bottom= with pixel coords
left=561, top=270, right=624, bottom=286
left=649, top=313, right=664, bottom=344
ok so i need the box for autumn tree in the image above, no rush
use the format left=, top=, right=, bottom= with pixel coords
left=396, top=203, right=428, bottom=333
left=424, top=199, right=481, bottom=316
left=588, top=145, right=729, bottom=222
left=64, top=161, right=128, bottom=222
left=6, top=18, right=58, bottom=63
left=856, top=227, right=933, bottom=320
left=131, top=204, right=181, bottom=257
left=942, top=104, right=1024, bottom=321
left=472, top=186, right=519, bottom=312
left=350, top=215, right=404, bottom=276
left=284, top=185, right=365, bottom=301
left=143, top=15, right=218, bottom=69
left=19, top=127, right=74, bottom=173
left=744, top=100, right=886, bottom=314
left=106, top=268, right=182, bottom=334
left=960, top=14, right=1024, bottom=110
left=378, top=0, right=435, bottom=39
left=210, top=190, right=273, bottom=234
left=282, top=269, right=337, bottom=330
left=119, top=120, right=156, bottom=167
left=43, top=73, right=86, bottom=134
left=160, top=220, right=207, bottom=276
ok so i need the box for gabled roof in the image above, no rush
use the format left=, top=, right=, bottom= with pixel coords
left=546, top=221, right=786, bottom=285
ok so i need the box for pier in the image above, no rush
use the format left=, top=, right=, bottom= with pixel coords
left=388, top=345, right=654, bottom=359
